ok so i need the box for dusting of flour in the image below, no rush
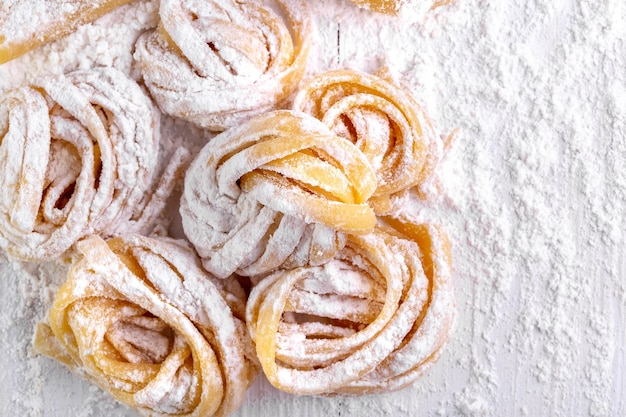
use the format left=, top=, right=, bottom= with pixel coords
left=0, top=0, right=624, bottom=416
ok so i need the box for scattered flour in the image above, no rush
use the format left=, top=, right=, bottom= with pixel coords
left=0, top=0, right=624, bottom=416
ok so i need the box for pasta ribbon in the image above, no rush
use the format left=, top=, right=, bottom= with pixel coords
left=0, top=68, right=187, bottom=261
left=347, top=0, right=453, bottom=14
left=180, top=110, right=377, bottom=278
left=0, top=0, right=133, bottom=64
left=246, top=220, right=455, bottom=395
left=35, top=234, right=258, bottom=417
left=135, top=0, right=311, bottom=131
left=294, top=69, right=446, bottom=213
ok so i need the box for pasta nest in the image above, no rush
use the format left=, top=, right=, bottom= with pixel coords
left=135, top=0, right=311, bottom=131
left=294, top=68, right=447, bottom=213
left=246, top=219, right=455, bottom=395
left=180, top=110, right=378, bottom=278
left=35, top=234, right=259, bottom=417
left=0, top=68, right=184, bottom=261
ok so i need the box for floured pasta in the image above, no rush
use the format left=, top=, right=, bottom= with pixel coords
left=0, top=68, right=187, bottom=261
left=0, top=0, right=134, bottom=64
left=246, top=220, right=455, bottom=395
left=135, top=0, right=311, bottom=131
left=347, top=0, right=453, bottom=14
left=180, top=110, right=377, bottom=278
left=35, top=234, right=259, bottom=417
left=294, top=68, right=450, bottom=213
left=0, top=1, right=459, bottom=414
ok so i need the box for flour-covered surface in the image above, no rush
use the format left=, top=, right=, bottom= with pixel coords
left=0, top=0, right=625, bottom=416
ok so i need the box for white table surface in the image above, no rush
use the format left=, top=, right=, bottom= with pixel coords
left=1, top=0, right=625, bottom=416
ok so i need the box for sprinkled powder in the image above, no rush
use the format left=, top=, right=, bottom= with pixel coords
left=0, top=0, right=624, bottom=416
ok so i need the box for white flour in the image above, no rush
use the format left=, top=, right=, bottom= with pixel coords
left=0, top=0, right=158, bottom=88
left=0, top=0, right=625, bottom=416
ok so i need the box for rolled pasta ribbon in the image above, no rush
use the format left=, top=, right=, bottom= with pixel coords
left=246, top=220, right=454, bottom=395
left=294, top=68, right=446, bottom=213
left=0, top=0, right=134, bottom=64
left=134, top=0, right=311, bottom=131
left=180, top=110, right=377, bottom=279
left=0, top=68, right=186, bottom=261
left=347, top=0, right=452, bottom=14
left=34, top=234, right=258, bottom=417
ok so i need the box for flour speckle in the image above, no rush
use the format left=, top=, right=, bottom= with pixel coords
left=0, top=0, right=624, bottom=416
